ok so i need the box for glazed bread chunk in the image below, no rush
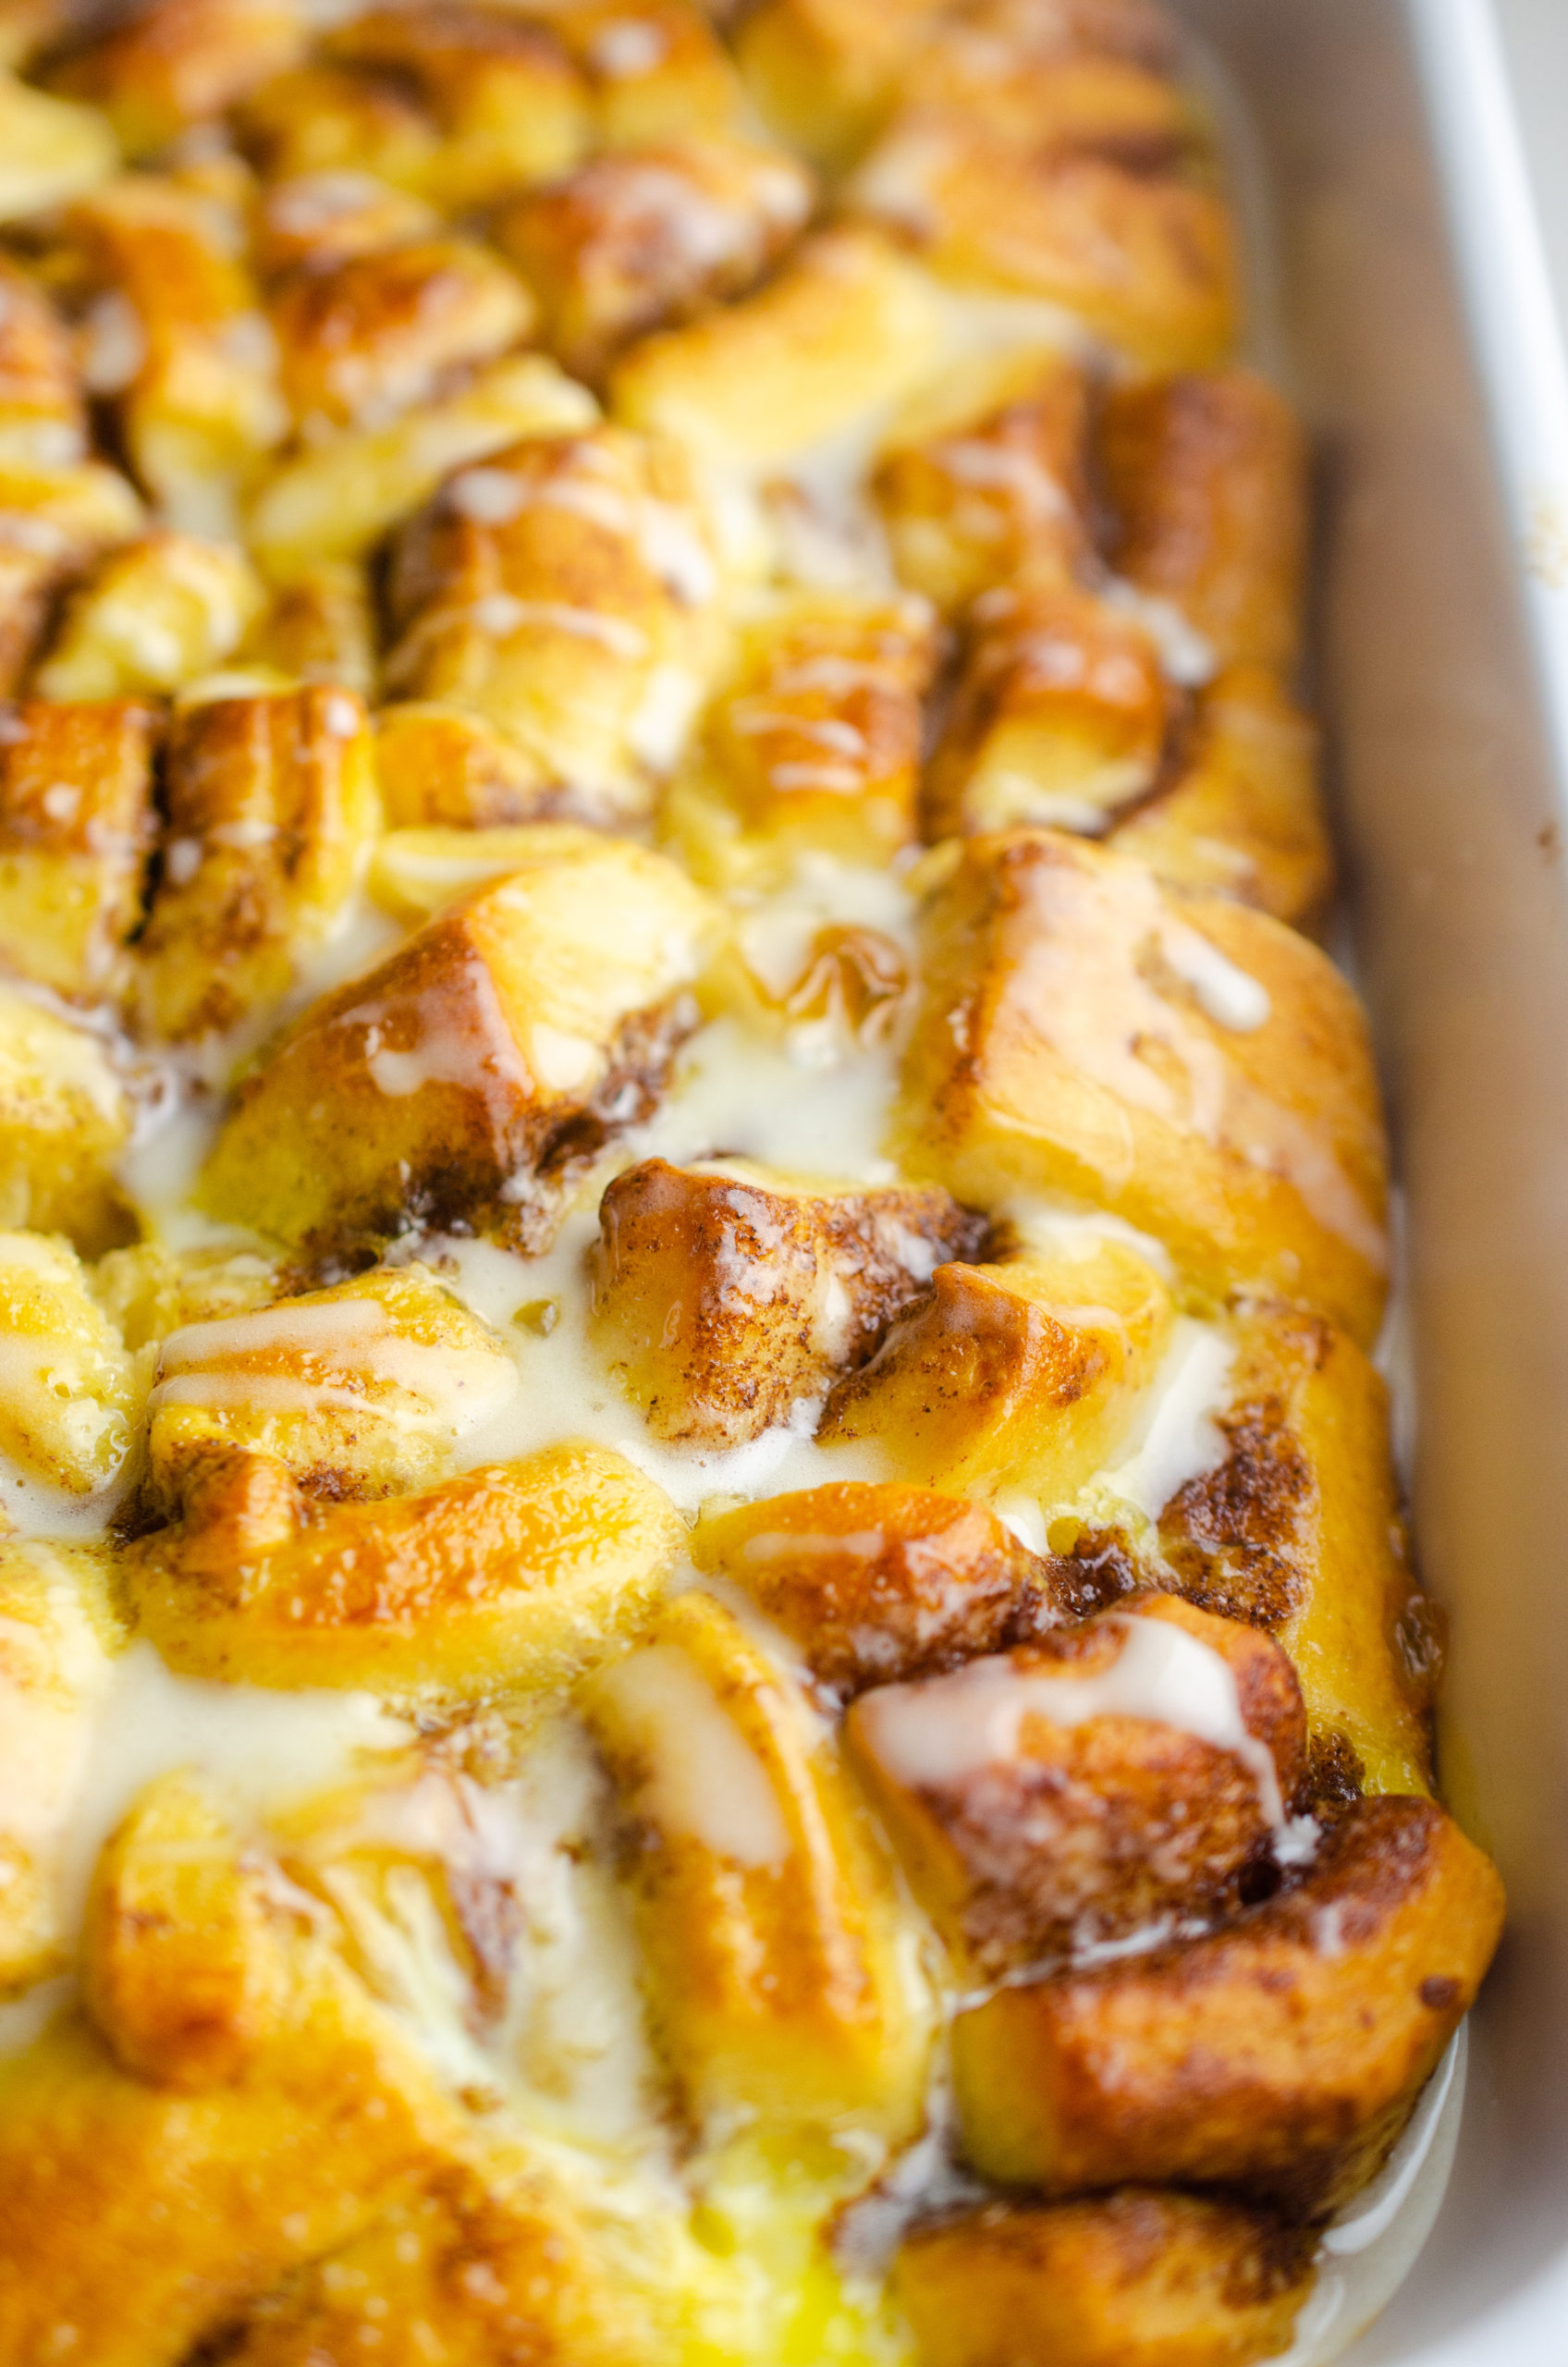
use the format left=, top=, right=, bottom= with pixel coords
left=950, top=1795, right=1504, bottom=2215
left=199, top=835, right=718, bottom=1253
left=0, top=1541, right=123, bottom=1984
left=0, top=252, right=88, bottom=469
left=0, top=697, right=156, bottom=996
left=692, top=1479, right=1064, bottom=1692
left=871, top=349, right=1092, bottom=617
left=54, top=171, right=285, bottom=535
left=0, top=3, right=1506, bottom=2362
left=1099, top=369, right=1308, bottom=674
left=819, top=1228, right=1175, bottom=1505
left=895, top=830, right=1390, bottom=1344
left=1109, top=664, right=1333, bottom=932
left=494, top=135, right=813, bottom=385
left=1158, top=1299, right=1436, bottom=1797
left=383, top=424, right=722, bottom=825
left=0, top=1233, right=139, bottom=1492
left=267, top=233, right=536, bottom=437
left=609, top=225, right=945, bottom=464
left=666, top=588, right=940, bottom=883
left=124, top=1440, right=684, bottom=1693
left=36, top=532, right=265, bottom=700
left=0, top=984, right=133, bottom=1249
left=895, top=2191, right=1317, bottom=2367
left=585, top=1589, right=935, bottom=2145
left=135, top=683, right=379, bottom=1041
left=0, top=1774, right=631, bottom=2365
left=591, top=1156, right=984, bottom=1445
left=142, top=1263, right=519, bottom=1506
left=848, top=115, right=1237, bottom=370
left=848, top=1592, right=1307, bottom=1976
left=925, top=583, right=1172, bottom=839
left=44, top=0, right=305, bottom=157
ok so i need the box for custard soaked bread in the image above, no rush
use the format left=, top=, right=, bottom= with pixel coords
left=0, top=2, right=1501, bottom=2363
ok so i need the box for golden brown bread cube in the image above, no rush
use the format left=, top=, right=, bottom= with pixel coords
left=0, top=983, right=133, bottom=1250
left=589, top=1156, right=985, bottom=1446
left=609, top=224, right=944, bottom=468
left=739, top=0, right=1182, bottom=173
left=269, top=234, right=535, bottom=437
left=925, top=583, right=1172, bottom=840
left=559, top=0, right=747, bottom=149
left=0, top=69, right=116, bottom=220
left=872, top=347, right=1091, bottom=617
left=0, top=696, right=155, bottom=996
left=900, top=33, right=1196, bottom=163
left=216, top=2153, right=649, bottom=2367
left=584, top=1588, right=935, bottom=2141
left=0, top=253, right=85, bottom=469
left=0, top=455, right=144, bottom=693
left=950, top=1793, right=1505, bottom=2216
left=384, top=426, right=721, bottom=825
left=251, top=168, right=439, bottom=281
left=0, top=450, right=141, bottom=553
left=820, top=1230, right=1173, bottom=1506
left=246, top=352, right=598, bottom=579
left=734, top=0, right=941, bottom=168
left=850, top=118, right=1237, bottom=371
left=0, top=1539, right=122, bottom=1984
left=895, top=2189, right=1316, bottom=2367
left=692, top=1478, right=1062, bottom=1692
left=237, top=59, right=444, bottom=190
left=45, top=0, right=304, bottom=157
left=35, top=530, right=265, bottom=700
left=893, top=830, right=1390, bottom=1345
left=1099, top=371, right=1307, bottom=674
left=0, top=1793, right=476, bottom=2365
left=198, top=838, right=717, bottom=1254
left=321, top=4, right=591, bottom=207
left=144, top=1263, right=519, bottom=1510
left=134, top=682, right=379, bottom=1043
left=1158, top=1300, right=1436, bottom=1798
left=84, top=1772, right=287, bottom=2090
left=61, top=173, right=285, bottom=535
left=0, top=1230, right=140, bottom=1493
left=125, top=1438, right=683, bottom=1694
left=847, top=1593, right=1307, bottom=1978
left=240, top=558, right=376, bottom=696
left=374, top=699, right=567, bottom=828
left=664, top=588, right=939, bottom=883
left=1109, top=664, right=1333, bottom=933
left=493, top=134, right=813, bottom=386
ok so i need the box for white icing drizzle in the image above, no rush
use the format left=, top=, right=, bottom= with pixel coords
left=856, top=1613, right=1287, bottom=1828
left=150, top=1294, right=519, bottom=1439
left=1161, top=920, right=1273, bottom=1033
left=600, top=1641, right=790, bottom=1869
left=467, top=595, right=651, bottom=658
left=1098, top=575, right=1219, bottom=688
left=1097, top=1316, right=1234, bottom=1522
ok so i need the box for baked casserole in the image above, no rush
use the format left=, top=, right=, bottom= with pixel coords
left=0, top=0, right=1504, bottom=2360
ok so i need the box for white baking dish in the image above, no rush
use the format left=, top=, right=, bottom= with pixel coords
left=1181, top=2, right=1568, bottom=2359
